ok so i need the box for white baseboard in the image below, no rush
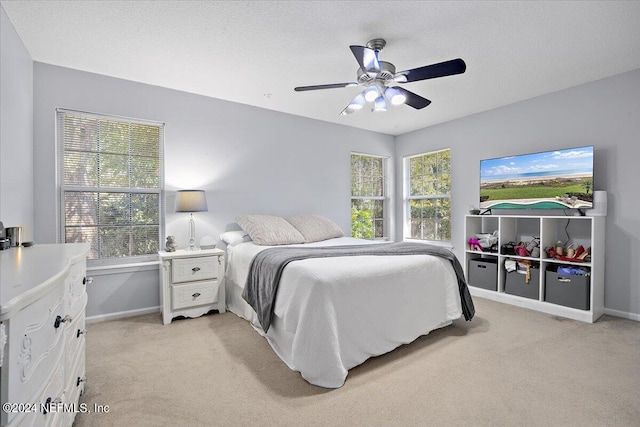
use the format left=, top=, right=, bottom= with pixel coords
left=604, top=307, right=640, bottom=322
left=86, top=306, right=161, bottom=324
left=86, top=305, right=638, bottom=324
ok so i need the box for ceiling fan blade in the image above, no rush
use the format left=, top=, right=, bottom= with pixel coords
left=395, top=87, right=432, bottom=109
left=349, top=45, right=380, bottom=74
left=397, top=58, right=466, bottom=83
left=294, top=82, right=358, bottom=92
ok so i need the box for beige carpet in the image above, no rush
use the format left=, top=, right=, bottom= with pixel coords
left=74, top=298, right=640, bottom=427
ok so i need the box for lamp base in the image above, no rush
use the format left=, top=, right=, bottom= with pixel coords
left=187, top=213, right=197, bottom=250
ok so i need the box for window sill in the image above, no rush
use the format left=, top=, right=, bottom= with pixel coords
left=87, top=260, right=160, bottom=276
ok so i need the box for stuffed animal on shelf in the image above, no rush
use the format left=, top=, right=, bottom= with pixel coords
left=165, top=236, right=177, bottom=252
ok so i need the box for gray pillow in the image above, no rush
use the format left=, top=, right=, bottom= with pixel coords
left=286, top=215, right=344, bottom=243
left=236, top=215, right=305, bottom=246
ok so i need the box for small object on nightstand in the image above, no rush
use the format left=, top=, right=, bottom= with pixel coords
left=200, top=235, right=216, bottom=250
left=165, top=235, right=177, bottom=252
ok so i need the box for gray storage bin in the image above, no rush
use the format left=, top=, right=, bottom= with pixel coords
left=545, top=270, right=590, bottom=310
left=468, top=258, right=498, bottom=291
left=505, top=264, right=540, bottom=299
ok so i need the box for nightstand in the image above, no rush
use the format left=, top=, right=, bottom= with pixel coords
left=158, top=248, right=225, bottom=325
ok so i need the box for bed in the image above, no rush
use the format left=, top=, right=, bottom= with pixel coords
left=222, top=214, right=474, bottom=388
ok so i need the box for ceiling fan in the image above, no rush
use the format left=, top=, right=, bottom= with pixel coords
left=294, top=38, right=466, bottom=115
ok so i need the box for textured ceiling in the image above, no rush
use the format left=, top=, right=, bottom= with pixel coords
left=3, top=1, right=640, bottom=136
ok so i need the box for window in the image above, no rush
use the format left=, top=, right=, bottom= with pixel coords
left=405, top=149, right=451, bottom=242
left=57, top=109, right=164, bottom=264
left=350, top=153, right=387, bottom=239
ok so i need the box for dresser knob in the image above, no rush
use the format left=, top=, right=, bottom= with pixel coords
left=192, top=292, right=201, bottom=298
left=77, top=376, right=87, bottom=387
left=43, top=397, right=62, bottom=414
left=83, top=276, right=94, bottom=285
left=77, top=328, right=87, bottom=338
left=54, top=315, right=71, bottom=329
left=192, top=267, right=201, bottom=272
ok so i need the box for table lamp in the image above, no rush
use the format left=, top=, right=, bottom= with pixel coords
left=174, top=190, right=208, bottom=250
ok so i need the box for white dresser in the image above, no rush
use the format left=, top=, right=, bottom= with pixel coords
left=0, top=243, right=90, bottom=427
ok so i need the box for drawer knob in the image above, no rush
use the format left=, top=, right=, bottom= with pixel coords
left=192, top=267, right=201, bottom=272
left=77, top=328, right=87, bottom=338
left=77, top=376, right=87, bottom=387
left=83, top=276, right=94, bottom=285
left=54, top=315, right=71, bottom=329
left=192, top=292, right=201, bottom=298
left=43, top=397, right=62, bottom=414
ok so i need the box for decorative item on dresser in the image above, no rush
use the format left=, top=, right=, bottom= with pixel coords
left=0, top=243, right=91, bottom=427
left=174, top=190, right=208, bottom=250
left=158, top=248, right=225, bottom=325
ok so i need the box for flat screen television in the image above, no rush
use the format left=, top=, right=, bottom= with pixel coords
left=480, top=145, right=594, bottom=210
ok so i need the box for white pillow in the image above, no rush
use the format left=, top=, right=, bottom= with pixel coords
left=236, top=215, right=305, bottom=246
left=220, top=230, right=251, bottom=247
left=286, top=215, right=344, bottom=243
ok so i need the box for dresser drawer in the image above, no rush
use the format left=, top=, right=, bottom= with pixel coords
left=65, top=309, right=86, bottom=376
left=171, top=256, right=218, bottom=284
left=64, top=342, right=86, bottom=427
left=10, top=357, right=66, bottom=427
left=6, top=284, right=66, bottom=409
left=65, top=260, right=87, bottom=313
left=171, top=280, right=219, bottom=310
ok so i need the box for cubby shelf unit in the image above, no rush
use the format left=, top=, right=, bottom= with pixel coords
left=464, top=214, right=605, bottom=323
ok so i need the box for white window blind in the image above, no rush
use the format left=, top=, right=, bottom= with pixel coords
left=57, top=109, right=164, bottom=264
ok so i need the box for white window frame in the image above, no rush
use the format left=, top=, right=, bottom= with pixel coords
left=350, top=152, right=389, bottom=240
left=403, top=148, right=451, bottom=244
left=56, top=108, right=165, bottom=266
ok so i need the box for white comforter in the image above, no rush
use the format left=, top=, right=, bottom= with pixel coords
left=225, top=237, right=462, bottom=388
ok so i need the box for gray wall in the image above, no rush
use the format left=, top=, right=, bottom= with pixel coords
left=33, top=63, right=395, bottom=318
left=395, top=69, right=640, bottom=319
left=0, top=6, right=33, bottom=240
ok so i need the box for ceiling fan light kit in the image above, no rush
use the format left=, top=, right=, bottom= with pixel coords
left=295, top=38, right=466, bottom=116
left=385, top=87, right=406, bottom=105
left=347, top=93, right=366, bottom=111
left=364, top=85, right=380, bottom=102
left=373, top=96, right=387, bottom=112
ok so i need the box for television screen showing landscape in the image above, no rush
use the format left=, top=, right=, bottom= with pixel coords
left=480, top=146, right=594, bottom=210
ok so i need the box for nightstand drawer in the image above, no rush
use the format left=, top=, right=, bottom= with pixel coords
left=172, top=280, right=219, bottom=309
left=171, top=256, right=218, bottom=283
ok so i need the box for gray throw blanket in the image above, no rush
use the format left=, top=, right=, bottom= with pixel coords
left=242, top=242, right=475, bottom=332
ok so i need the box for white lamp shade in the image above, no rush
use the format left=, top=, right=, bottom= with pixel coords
left=373, top=96, right=387, bottom=111
left=175, top=190, right=208, bottom=212
left=364, top=86, right=379, bottom=102
left=348, top=93, right=366, bottom=110
left=385, top=87, right=406, bottom=105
